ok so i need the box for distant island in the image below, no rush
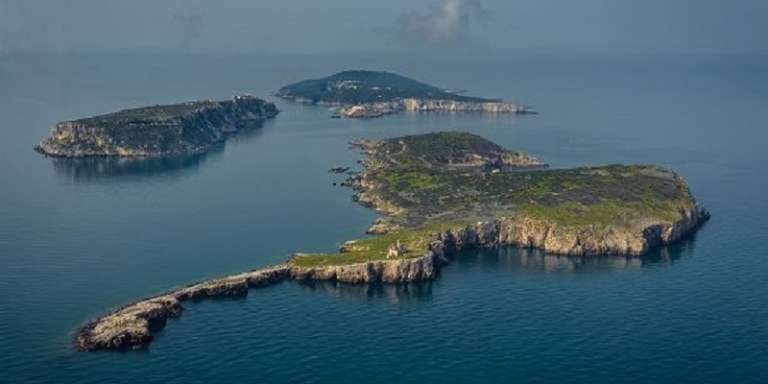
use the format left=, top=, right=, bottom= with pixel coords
left=35, top=95, right=278, bottom=157
left=275, top=70, right=534, bottom=118
left=75, top=132, right=708, bottom=351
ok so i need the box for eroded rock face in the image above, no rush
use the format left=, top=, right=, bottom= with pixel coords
left=75, top=295, right=182, bottom=351
left=402, top=98, right=533, bottom=114
left=438, top=206, right=710, bottom=257
left=338, top=98, right=534, bottom=119
left=290, top=253, right=439, bottom=284
left=339, top=102, right=403, bottom=118
left=36, top=95, right=279, bottom=157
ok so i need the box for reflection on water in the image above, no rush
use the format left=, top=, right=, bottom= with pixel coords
left=452, top=234, right=700, bottom=274
left=282, top=234, right=700, bottom=302
left=46, top=120, right=269, bottom=182
left=402, top=109, right=534, bottom=124
left=296, top=279, right=433, bottom=304
left=49, top=150, right=218, bottom=182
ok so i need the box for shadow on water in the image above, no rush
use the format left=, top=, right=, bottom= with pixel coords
left=49, top=150, right=218, bottom=183
left=45, top=120, right=269, bottom=183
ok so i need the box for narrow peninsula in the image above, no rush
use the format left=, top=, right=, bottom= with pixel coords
left=75, top=132, right=709, bottom=351
left=276, top=70, right=534, bottom=118
left=35, top=95, right=278, bottom=157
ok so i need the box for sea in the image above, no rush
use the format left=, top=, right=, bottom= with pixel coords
left=0, top=51, right=766, bottom=383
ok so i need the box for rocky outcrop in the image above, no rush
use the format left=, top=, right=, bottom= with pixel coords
left=437, top=205, right=710, bottom=257
left=339, top=102, right=403, bottom=118
left=338, top=98, right=534, bottom=119
left=75, top=295, right=183, bottom=351
left=36, top=95, right=278, bottom=157
left=402, top=98, right=534, bottom=114
left=290, top=252, right=440, bottom=284
left=75, top=265, right=290, bottom=351
left=75, top=257, right=441, bottom=351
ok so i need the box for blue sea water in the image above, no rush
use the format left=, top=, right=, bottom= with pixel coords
left=0, top=52, right=766, bottom=383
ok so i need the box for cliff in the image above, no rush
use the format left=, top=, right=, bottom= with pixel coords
left=35, top=95, right=278, bottom=157
left=276, top=70, right=533, bottom=118
left=338, top=98, right=534, bottom=118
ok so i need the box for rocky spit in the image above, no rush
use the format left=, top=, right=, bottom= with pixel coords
left=339, top=98, right=535, bottom=118
left=75, top=254, right=439, bottom=351
left=35, top=95, right=278, bottom=157
left=75, top=203, right=709, bottom=351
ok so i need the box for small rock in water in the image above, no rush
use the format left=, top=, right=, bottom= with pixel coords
left=329, top=167, right=350, bottom=174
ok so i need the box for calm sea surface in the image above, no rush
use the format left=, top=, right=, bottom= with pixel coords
left=0, top=52, right=766, bottom=383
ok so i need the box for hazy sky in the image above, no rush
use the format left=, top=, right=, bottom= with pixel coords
left=1, top=0, right=765, bottom=54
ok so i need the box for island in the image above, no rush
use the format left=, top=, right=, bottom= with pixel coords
left=75, top=132, right=709, bottom=351
left=35, top=95, right=278, bottom=157
left=275, top=70, right=534, bottom=118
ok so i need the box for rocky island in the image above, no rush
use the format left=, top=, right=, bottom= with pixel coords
left=75, top=132, right=709, bottom=351
left=276, top=70, right=534, bottom=118
left=35, top=95, right=278, bottom=157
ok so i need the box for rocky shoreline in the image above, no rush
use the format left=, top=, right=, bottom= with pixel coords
left=75, top=207, right=708, bottom=351
left=275, top=70, right=535, bottom=119
left=339, top=98, right=535, bottom=118
left=36, top=95, right=278, bottom=158
left=75, top=253, right=442, bottom=351
left=345, top=132, right=711, bottom=257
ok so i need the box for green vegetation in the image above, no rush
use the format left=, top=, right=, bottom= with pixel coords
left=365, top=132, right=693, bottom=229
left=518, top=199, right=686, bottom=228
left=36, top=96, right=278, bottom=157
left=292, top=131, right=698, bottom=267
left=276, top=70, right=493, bottom=104
left=289, top=221, right=468, bottom=267
left=373, top=132, right=542, bottom=171
left=76, top=101, right=218, bottom=127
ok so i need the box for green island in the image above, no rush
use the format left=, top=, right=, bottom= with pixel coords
left=293, top=131, right=707, bottom=265
left=35, top=95, right=278, bottom=157
left=75, top=132, right=709, bottom=351
left=276, top=70, right=534, bottom=118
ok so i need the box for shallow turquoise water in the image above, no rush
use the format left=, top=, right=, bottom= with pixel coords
left=0, top=52, right=766, bottom=383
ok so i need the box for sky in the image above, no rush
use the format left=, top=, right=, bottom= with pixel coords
left=0, top=0, right=766, bottom=55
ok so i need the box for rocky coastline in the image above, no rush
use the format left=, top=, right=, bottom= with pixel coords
left=35, top=95, right=278, bottom=157
left=339, top=98, right=535, bottom=118
left=75, top=204, right=708, bottom=351
left=276, top=70, right=535, bottom=119
left=75, top=253, right=442, bottom=351
left=347, top=133, right=710, bottom=256
left=75, top=131, right=710, bottom=351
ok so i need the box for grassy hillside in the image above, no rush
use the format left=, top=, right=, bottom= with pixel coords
left=276, top=70, right=494, bottom=104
